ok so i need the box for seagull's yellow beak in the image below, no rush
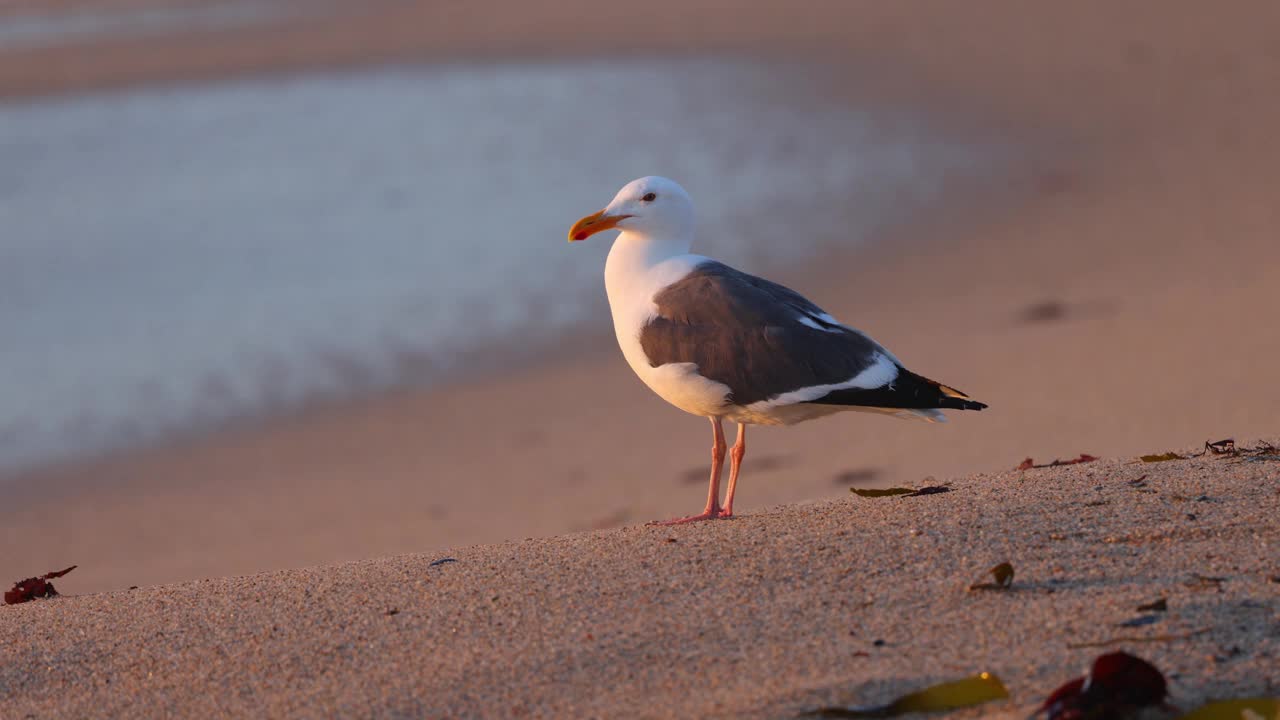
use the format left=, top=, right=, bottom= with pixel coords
left=568, top=209, right=631, bottom=242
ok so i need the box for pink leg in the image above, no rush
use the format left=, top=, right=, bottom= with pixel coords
left=650, top=417, right=727, bottom=525
left=722, top=423, right=746, bottom=518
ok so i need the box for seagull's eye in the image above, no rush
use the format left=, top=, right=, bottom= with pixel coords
left=641, top=192, right=657, bottom=202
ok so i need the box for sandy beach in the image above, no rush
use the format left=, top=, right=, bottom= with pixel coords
left=4, top=451, right=1278, bottom=717
left=1, top=3, right=1279, bottom=713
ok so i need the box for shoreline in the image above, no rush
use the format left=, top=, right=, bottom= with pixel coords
left=0, top=49, right=1018, bottom=482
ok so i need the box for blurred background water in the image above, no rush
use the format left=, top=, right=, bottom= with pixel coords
left=0, top=56, right=1005, bottom=475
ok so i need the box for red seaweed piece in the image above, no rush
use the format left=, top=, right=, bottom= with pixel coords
left=4, top=565, right=77, bottom=605
left=1040, top=651, right=1169, bottom=719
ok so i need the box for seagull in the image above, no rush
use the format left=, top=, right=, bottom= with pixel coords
left=569, top=176, right=987, bottom=524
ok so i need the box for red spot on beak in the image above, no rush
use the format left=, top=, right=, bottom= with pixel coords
left=568, top=210, right=630, bottom=242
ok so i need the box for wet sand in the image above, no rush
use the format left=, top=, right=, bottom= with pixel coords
left=4, top=0, right=1280, bottom=604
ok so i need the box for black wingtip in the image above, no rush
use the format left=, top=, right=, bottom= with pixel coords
left=940, top=397, right=988, bottom=412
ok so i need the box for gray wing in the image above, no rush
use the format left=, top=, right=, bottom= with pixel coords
left=638, top=261, right=885, bottom=405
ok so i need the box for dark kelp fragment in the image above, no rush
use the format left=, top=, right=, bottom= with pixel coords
left=1136, top=598, right=1168, bottom=612
left=850, top=487, right=914, bottom=498
left=1140, top=452, right=1184, bottom=462
left=1225, top=440, right=1280, bottom=465
left=428, top=558, right=458, bottom=567
left=1204, top=438, right=1236, bottom=455
left=903, top=486, right=951, bottom=497
left=969, top=562, right=1015, bottom=591
left=5, top=565, right=77, bottom=605
left=1039, top=651, right=1169, bottom=720
left=1017, top=455, right=1099, bottom=470
left=1180, top=698, right=1280, bottom=719
left=800, top=673, right=1008, bottom=718
left=1244, top=440, right=1280, bottom=458
left=848, top=485, right=951, bottom=498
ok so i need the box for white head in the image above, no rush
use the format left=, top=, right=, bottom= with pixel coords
left=568, top=176, right=695, bottom=244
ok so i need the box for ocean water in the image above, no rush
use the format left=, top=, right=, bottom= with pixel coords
left=0, top=59, right=1000, bottom=474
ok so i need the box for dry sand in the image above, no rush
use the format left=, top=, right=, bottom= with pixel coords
left=3, top=451, right=1278, bottom=717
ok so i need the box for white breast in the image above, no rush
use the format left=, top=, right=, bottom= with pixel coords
left=604, top=239, right=733, bottom=419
